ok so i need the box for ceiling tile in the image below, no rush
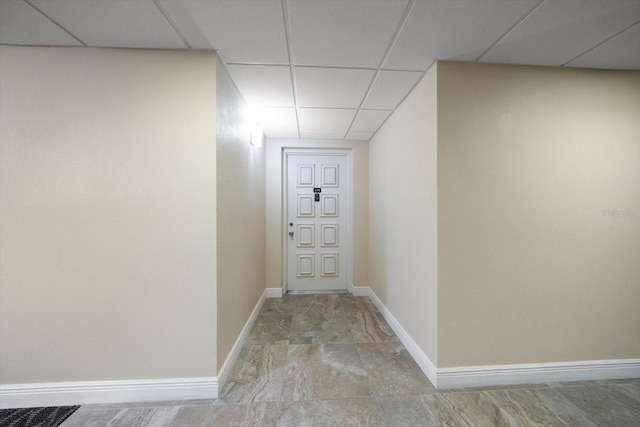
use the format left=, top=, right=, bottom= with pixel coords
left=158, top=0, right=288, bottom=63
left=363, top=71, right=422, bottom=110
left=30, top=0, right=186, bottom=48
left=0, top=0, right=82, bottom=46
left=300, top=130, right=347, bottom=140
left=351, top=110, right=392, bottom=132
left=481, top=0, right=640, bottom=66
left=287, top=0, right=408, bottom=68
left=384, top=0, right=538, bottom=70
left=346, top=131, right=375, bottom=141
left=226, top=65, right=294, bottom=107
left=255, top=107, right=298, bottom=135
left=567, top=23, right=640, bottom=70
left=297, top=108, right=357, bottom=132
left=295, top=67, right=375, bottom=108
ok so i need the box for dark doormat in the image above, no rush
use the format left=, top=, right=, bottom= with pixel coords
left=0, top=406, right=79, bottom=427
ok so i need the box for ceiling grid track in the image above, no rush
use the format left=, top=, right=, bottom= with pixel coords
left=4, top=0, right=636, bottom=141
left=344, top=0, right=417, bottom=140
left=561, top=19, right=640, bottom=66
left=152, top=0, right=192, bottom=49
left=474, top=0, right=545, bottom=62
left=281, top=0, right=301, bottom=138
left=23, top=0, right=86, bottom=46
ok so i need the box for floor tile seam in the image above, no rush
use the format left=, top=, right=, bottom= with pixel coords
left=76, top=403, right=209, bottom=411
left=279, top=396, right=381, bottom=404
left=373, top=391, right=452, bottom=399
left=216, top=396, right=284, bottom=406
left=462, top=384, right=558, bottom=393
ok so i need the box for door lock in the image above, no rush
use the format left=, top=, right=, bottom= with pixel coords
left=288, top=231, right=294, bottom=238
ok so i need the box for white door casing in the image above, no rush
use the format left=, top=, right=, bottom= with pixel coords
left=285, top=150, right=351, bottom=292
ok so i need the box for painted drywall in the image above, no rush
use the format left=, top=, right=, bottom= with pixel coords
left=0, top=46, right=218, bottom=383
left=437, top=61, right=640, bottom=367
left=265, top=139, right=369, bottom=290
left=368, top=65, right=438, bottom=365
left=215, top=58, right=266, bottom=371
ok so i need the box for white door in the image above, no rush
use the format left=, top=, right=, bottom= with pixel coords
left=286, top=151, right=349, bottom=291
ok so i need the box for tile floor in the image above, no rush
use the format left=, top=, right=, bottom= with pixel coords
left=61, top=293, right=640, bottom=426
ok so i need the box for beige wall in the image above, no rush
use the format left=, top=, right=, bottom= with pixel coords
left=215, top=58, right=266, bottom=371
left=369, top=65, right=439, bottom=365
left=437, top=61, right=640, bottom=367
left=265, top=139, right=369, bottom=290
left=0, top=46, right=218, bottom=384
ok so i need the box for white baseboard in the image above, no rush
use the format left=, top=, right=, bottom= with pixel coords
left=353, top=286, right=437, bottom=386
left=265, top=287, right=283, bottom=298
left=0, top=377, right=217, bottom=409
left=354, top=286, right=640, bottom=390
left=0, top=290, right=271, bottom=409
left=351, top=285, right=370, bottom=297
left=217, top=289, right=267, bottom=391
left=437, top=359, right=640, bottom=389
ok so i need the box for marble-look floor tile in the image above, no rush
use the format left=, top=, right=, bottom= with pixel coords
left=278, top=398, right=384, bottom=426
left=221, top=345, right=288, bottom=403
left=428, top=393, right=496, bottom=427
left=378, top=393, right=494, bottom=427
left=466, top=390, right=567, bottom=426
left=339, top=294, right=379, bottom=313
left=280, top=344, right=371, bottom=401
left=246, top=315, right=291, bottom=345
left=376, top=395, right=440, bottom=427
left=62, top=406, right=181, bottom=427
left=553, top=384, right=640, bottom=427
left=294, top=294, right=344, bottom=316
left=169, top=402, right=278, bottom=427
left=505, top=388, right=599, bottom=427
left=289, top=312, right=353, bottom=344
left=61, top=409, right=126, bottom=426
left=615, top=381, right=640, bottom=400
left=357, top=342, right=435, bottom=396
left=348, top=310, right=399, bottom=343
left=261, top=298, right=297, bottom=316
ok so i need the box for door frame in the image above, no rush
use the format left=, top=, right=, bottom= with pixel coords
left=282, top=148, right=354, bottom=294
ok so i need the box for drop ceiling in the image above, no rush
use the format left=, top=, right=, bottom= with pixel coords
left=1, top=0, right=639, bottom=141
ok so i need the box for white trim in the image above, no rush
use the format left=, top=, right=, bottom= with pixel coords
left=437, top=359, right=640, bottom=389
left=217, top=290, right=267, bottom=391
left=0, top=290, right=270, bottom=409
left=355, top=286, right=640, bottom=390
left=0, top=377, right=217, bottom=409
left=353, top=286, right=437, bottom=386
left=351, top=285, right=371, bottom=297
left=266, top=287, right=283, bottom=298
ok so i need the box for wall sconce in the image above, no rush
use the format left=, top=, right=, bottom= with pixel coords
left=250, top=124, right=264, bottom=147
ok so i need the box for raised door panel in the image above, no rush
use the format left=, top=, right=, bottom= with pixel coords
left=321, top=194, right=338, bottom=217
left=297, top=194, right=315, bottom=218
left=321, top=253, right=339, bottom=277
left=298, top=224, right=315, bottom=247
left=321, top=224, right=338, bottom=247
left=297, top=254, right=315, bottom=277
left=298, top=164, right=315, bottom=187
left=321, top=164, right=339, bottom=187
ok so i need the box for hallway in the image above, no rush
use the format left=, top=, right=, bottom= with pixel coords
left=60, top=293, right=640, bottom=426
